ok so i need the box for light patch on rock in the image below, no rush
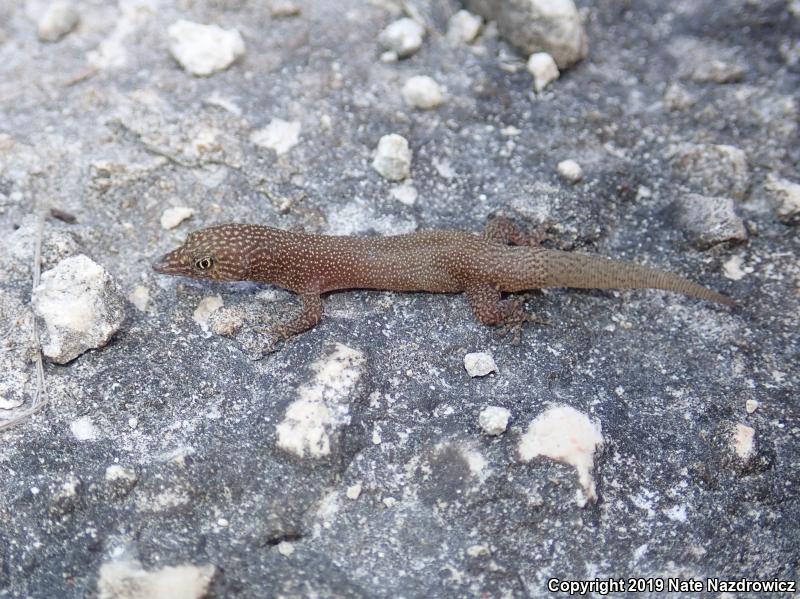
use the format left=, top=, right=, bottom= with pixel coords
left=466, top=544, right=490, bottom=557
left=160, top=207, right=194, bottom=230
left=70, top=416, right=99, bottom=441
left=723, top=255, right=751, bottom=281
left=764, top=174, right=800, bottom=222
left=378, top=18, right=425, bottom=58
left=527, top=52, right=560, bottom=92
left=518, top=405, right=604, bottom=505
left=382, top=496, right=397, bottom=508
left=675, top=194, right=747, bottom=249
left=433, top=157, right=456, bottom=179
left=88, top=1, right=157, bottom=69
left=447, top=10, right=482, bottom=44
left=168, top=20, right=245, bottom=76
left=390, top=181, right=418, bottom=206
left=250, top=119, right=302, bottom=155
left=745, top=400, right=759, bottom=414
left=0, top=396, right=25, bottom=411
left=33, top=255, right=126, bottom=364
left=372, top=134, right=412, bottom=181
left=97, top=560, right=215, bottom=599
left=193, top=295, right=223, bottom=333
left=346, top=482, right=362, bottom=500
left=271, top=0, right=301, bottom=17
left=733, top=423, right=755, bottom=460
left=128, top=285, right=150, bottom=312
left=277, top=541, right=295, bottom=556
left=556, top=159, right=583, bottom=183
left=663, top=504, right=688, bottom=522
left=668, top=143, right=750, bottom=199
left=105, top=465, right=137, bottom=483
left=464, top=352, right=497, bottom=377
left=276, top=344, right=365, bottom=458
left=461, top=446, right=488, bottom=478
left=402, top=75, right=444, bottom=109
left=478, top=406, right=510, bottom=435
left=37, top=1, right=80, bottom=42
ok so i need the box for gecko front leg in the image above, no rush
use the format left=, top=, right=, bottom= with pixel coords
left=465, top=284, right=548, bottom=342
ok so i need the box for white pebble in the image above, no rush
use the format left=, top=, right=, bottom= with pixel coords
left=168, top=20, right=245, bottom=77
left=378, top=18, right=424, bottom=58
left=37, top=1, right=80, bottom=42
left=402, top=76, right=444, bottom=110
left=464, top=352, right=497, bottom=377
left=557, top=159, right=583, bottom=183
left=478, top=406, right=511, bottom=436
left=745, top=400, right=759, bottom=414
left=346, top=482, right=362, bottom=500
left=70, top=416, right=99, bottom=441
left=128, top=285, right=150, bottom=312
left=250, top=119, right=301, bottom=156
left=446, top=10, right=483, bottom=44
left=382, top=497, right=397, bottom=508
left=390, top=181, right=418, bottom=206
left=105, top=465, right=136, bottom=483
left=372, top=134, right=412, bottom=181
left=277, top=541, right=295, bottom=556
left=527, top=52, right=560, bottom=92
left=160, top=206, right=194, bottom=230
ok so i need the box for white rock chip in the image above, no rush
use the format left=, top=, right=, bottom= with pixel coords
left=105, top=465, right=137, bottom=483
left=722, top=255, right=751, bottom=281
left=390, top=181, right=418, bottom=206
left=37, top=1, right=80, bottom=42
left=764, top=174, right=800, bottom=222
left=518, top=405, right=603, bottom=505
left=346, top=482, right=362, bottom=500
left=676, top=194, right=747, bottom=249
left=556, top=159, right=583, bottom=183
left=193, top=295, right=224, bottom=333
left=464, top=352, right=497, bottom=377
left=463, top=0, right=588, bottom=68
left=402, top=76, right=444, bottom=110
left=33, top=255, right=126, bottom=364
left=527, top=52, right=559, bottom=92
left=478, top=406, right=511, bottom=435
left=277, top=541, right=295, bottom=556
left=168, top=20, right=245, bottom=76
left=372, top=134, right=412, bottom=181
left=745, top=400, right=759, bottom=414
left=70, top=417, right=99, bottom=441
left=447, top=10, right=483, bottom=44
left=160, top=206, right=194, bottom=230
left=98, top=560, right=215, bottom=599
left=733, top=423, right=755, bottom=460
left=128, top=285, right=150, bottom=312
left=378, top=18, right=425, bottom=58
left=250, top=119, right=302, bottom=156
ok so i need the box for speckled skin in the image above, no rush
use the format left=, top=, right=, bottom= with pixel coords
left=154, top=219, right=733, bottom=339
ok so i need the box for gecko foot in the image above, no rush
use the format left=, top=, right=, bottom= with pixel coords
left=496, top=300, right=550, bottom=344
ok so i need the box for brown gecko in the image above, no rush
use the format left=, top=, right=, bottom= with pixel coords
left=153, top=217, right=734, bottom=339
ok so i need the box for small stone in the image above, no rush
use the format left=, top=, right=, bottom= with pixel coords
left=527, top=52, right=559, bottom=92
left=675, top=194, right=747, bottom=250
left=557, top=159, right=583, bottom=183
left=663, top=83, right=694, bottom=111
left=745, top=400, right=759, bottom=414
left=446, top=10, right=483, bottom=44
left=277, top=541, right=295, bottom=556
left=372, top=134, right=412, bottom=181
left=402, top=76, right=444, bottom=110
left=464, top=352, right=497, bottom=377
left=380, top=51, right=398, bottom=63
left=98, top=561, right=215, bottom=599
left=690, top=59, right=745, bottom=84
left=346, top=482, right=362, bottom=500
left=463, top=0, right=587, bottom=69
left=70, top=417, right=98, bottom=441
left=722, top=255, right=751, bottom=281
left=33, top=255, right=126, bottom=364
left=271, top=0, right=300, bottom=17
left=669, top=143, right=750, bottom=199
left=764, top=174, right=800, bottom=223
left=250, top=119, right=302, bottom=156
left=382, top=497, right=397, bottom=508
left=733, top=423, right=755, bottom=460
left=390, top=181, right=418, bottom=206
left=37, top=1, right=80, bottom=42
left=478, top=406, right=511, bottom=435
left=378, top=18, right=425, bottom=59
left=168, top=20, right=245, bottom=77
left=193, top=296, right=224, bottom=333
left=160, top=206, right=194, bottom=230
left=105, top=465, right=137, bottom=484
left=128, top=286, right=150, bottom=312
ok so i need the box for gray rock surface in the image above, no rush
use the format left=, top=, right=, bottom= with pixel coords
left=0, top=0, right=798, bottom=597
left=675, top=193, right=747, bottom=250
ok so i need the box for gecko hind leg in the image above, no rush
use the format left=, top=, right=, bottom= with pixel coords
left=466, top=285, right=549, bottom=343
left=483, top=215, right=558, bottom=247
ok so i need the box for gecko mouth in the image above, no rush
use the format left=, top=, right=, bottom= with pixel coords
left=152, top=253, right=184, bottom=275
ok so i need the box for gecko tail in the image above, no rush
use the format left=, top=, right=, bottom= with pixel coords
left=539, top=250, right=735, bottom=307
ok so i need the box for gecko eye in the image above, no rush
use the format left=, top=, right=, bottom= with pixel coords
left=195, top=257, right=214, bottom=271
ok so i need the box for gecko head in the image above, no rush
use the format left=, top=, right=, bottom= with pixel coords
left=153, top=225, right=251, bottom=282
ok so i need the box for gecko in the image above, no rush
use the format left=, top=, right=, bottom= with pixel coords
left=153, top=217, right=734, bottom=340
